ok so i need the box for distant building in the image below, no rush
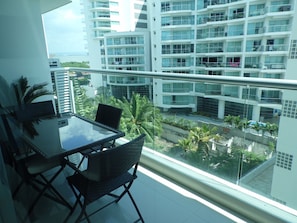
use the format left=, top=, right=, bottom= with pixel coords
left=82, top=0, right=149, bottom=99
left=48, top=58, right=61, bottom=68
left=48, top=52, right=89, bottom=63
left=49, top=58, right=74, bottom=113
left=103, top=31, right=152, bottom=100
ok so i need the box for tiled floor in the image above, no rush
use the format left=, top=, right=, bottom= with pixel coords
left=10, top=165, right=250, bottom=223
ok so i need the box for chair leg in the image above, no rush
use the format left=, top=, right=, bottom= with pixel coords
left=127, top=189, right=144, bottom=223
left=64, top=184, right=91, bottom=223
left=115, top=180, right=134, bottom=202
left=75, top=201, right=90, bottom=223
left=12, top=179, right=25, bottom=198
left=39, top=174, right=71, bottom=209
left=64, top=193, right=79, bottom=223
left=76, top=156, right=86, bottom=170
left=26, top=165, right=69, bottom=218
left=115, top=183, right=144, bottom=223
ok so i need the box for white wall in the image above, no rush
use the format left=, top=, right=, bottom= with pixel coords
left=0, top=0, right=54, bottom=107
left=0, top=1, right=69, bottom=221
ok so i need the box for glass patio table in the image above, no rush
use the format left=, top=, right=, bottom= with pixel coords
left=18, top=113, right=125, bottom=159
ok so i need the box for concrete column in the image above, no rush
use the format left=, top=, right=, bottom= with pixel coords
left=252, top=105, right=261, bottom=121
left=218, top=100, right=225, bottom=119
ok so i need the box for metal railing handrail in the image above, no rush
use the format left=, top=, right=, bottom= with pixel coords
left=53, top=67, right=297, bottom=90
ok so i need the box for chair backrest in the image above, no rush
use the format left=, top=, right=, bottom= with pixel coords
left=15, top=100, right=55, bottom=122
left=95, top=103, right=122, bottom=129
left=86, top=134, right=146, bottom=182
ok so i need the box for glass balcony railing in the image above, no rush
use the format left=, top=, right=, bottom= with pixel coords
left=50, top=68, right=297, bottom=222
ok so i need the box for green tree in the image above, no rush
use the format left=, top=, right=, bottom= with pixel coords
left=265, top=122, right=278, bottom=137
left=177, top=137, right=194, bottom=152
left=224, top=115, right=241, bottom=129
left=239, top=118, right=249, bottom=130
left=75, top=90, right=112, bottom=120
left=61, top=61, right=89, bottom=68
left=233, top=116, right=242, bottom=129
left=185, top=125, right=220, bottom=156
left=251, top=121, right=263, bottom=135
left=116, top=93, right=162, bottom=142
left=224, top=114, right=234, bottom=126
left=210, top=145, right=266, bottom=182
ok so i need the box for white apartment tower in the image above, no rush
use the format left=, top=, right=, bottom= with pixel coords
left=104, top=31, right=152, bottom=99
left=150, top=0, right=297, bottom=209
left=150, top=0, right=295, bottom=121
left=82, top=0, right=150, bottom=94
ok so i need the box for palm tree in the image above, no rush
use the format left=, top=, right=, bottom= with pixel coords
left=224, top=115, right=234, bottom=127
left=177, top=137, right=194, bottom=152
left=233, top=115, right=241, bottom=129
left=251, top=121, right=263, bottom=135
left=264, top=122, right=278, bottom=138
left=239, top=118, right=249, bottom=131
left=187, top=124, right=220, bottom=156
left=11, top=76, right=52, bottom=105
left=116, top=93, right=162, bottom=142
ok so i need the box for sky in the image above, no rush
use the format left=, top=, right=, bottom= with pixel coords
left=42, top=0, right=86, bottom=54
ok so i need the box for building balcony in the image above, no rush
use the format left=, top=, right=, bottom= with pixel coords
left=3, top=69, right=297, bottom=223
left=269, top=4, right=293, bottom=13
left=204, top=0, right=243, bottom=8
left=263, top=63, right=286, bottom=70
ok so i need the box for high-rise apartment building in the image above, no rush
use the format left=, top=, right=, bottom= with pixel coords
left=149, top=0, right=297, bottom=208
left=104, top=31, right=152, bottom=99
left=82, top=0, right=149, bottom=94
left=85, top=0, right=294, bottom=122
left=150, top=0, right=295, bottom=121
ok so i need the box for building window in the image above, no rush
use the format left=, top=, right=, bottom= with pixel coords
left=282, top=100, right=297, bottom=119
left=125, top=37, right=137, bottom=44
left=289, top=40, right=297, bottom=59
left=276, top=152, right=293, bottom=171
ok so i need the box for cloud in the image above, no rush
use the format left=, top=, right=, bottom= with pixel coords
left=42, top=0, right=86, bottom=54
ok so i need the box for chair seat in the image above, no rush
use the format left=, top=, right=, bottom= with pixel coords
left=67, top=172, right=135, bottom=204
left=25, top=154, right=64, bottom=175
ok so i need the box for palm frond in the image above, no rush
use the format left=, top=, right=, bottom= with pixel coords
left=23, top=82, right=52, bottom=103
left=11, top=83, right=22, bottom=105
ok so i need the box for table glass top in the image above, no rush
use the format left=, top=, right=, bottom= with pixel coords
left=20, top=114, right=124, bottom=158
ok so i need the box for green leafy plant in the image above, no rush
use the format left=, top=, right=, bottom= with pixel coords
left=116, top=93, right=163, bottom=142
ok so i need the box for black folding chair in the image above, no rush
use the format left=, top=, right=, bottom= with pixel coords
left=95, top=103, right=123, bottom=130
left=0, top=102, right=70, bottom=220
left=77, top=103, right=123, bottom=168
left=65, top=134, right=146, bottom=223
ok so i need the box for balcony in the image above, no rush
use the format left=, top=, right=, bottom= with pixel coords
left=269, top=4, right=293, bottom=13
left=3, top=68, right=297, bottom=223
left=5, top=157, right=245, bottom=222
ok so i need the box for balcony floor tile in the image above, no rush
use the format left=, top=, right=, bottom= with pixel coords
left=12, top=166, right=249, bottom=223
